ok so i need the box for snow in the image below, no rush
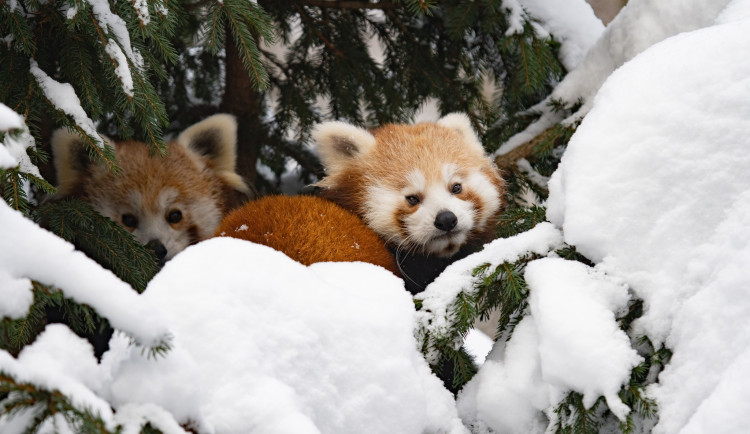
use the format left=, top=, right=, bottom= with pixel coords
left=65, top=5, right=78, bottom=20
left=464, top=329, right=494, bottom=365
left=0, top=103, right=23, bottom=131
left=105, top=39, right=134, bottom=97
left=416, top=222, right=563, bottom=364
left=0, top=325, right=115, bottom=431
left=526, top=259, right=640, bottom=420
left=518, top=0, right=604, bottom=70
left=114, top=403, right=189, bottom=434
left=29, top=60, right=104, bottom=149
left=0, top=103, right=38, bottom=173
left=458, top=259, right=641, bottom=432
left=501, top=0, right=526, bottom=36
left=457, top=317, right=548, bottom=434
left=131, top=0, right=151, bottom=26
left=105, top=238, right=468, bottom=434
left=544, top=0, right=750, bottom=432
left=495, top=0, right=733, bottom=157
left=87, top=0, right=144, bottom=70
left=0, top=200, right=171, bottom=349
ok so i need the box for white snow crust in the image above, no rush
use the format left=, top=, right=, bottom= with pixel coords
left=517, top=0, right=604, bottom=70
left=416, top=222, right=563, bottom=364
left=0, top=325, right=115, bottom=430
left=29, top=60, right=104, bottom=148
left=0, top=201, right=170, bottom=348
left=105, top=39, right=134, bottom=97
left=545, top=1, right=750, bottom=432
left=0, top=103, right=38, bottom=175
left=107, top=238, right=468, bottom=434
left=495, top=0, right=733, bottom=157
left=457, top=259, right=641, bottom=432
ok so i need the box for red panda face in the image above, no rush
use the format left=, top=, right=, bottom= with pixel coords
left=82, top=141, right=227, bottom=264
left=314, top=113, right=505, bottom=257
left=52, top=114, right=250, bottom=265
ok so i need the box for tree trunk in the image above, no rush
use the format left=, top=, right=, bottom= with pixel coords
left=221, top=26, right=263, bottom=198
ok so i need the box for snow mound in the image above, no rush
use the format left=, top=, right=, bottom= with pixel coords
left=0, top=201, right=170, bottom=348
left=0, top=325, right=115, bottom=431
left=108, top=237, right=467, bottom=434
left=547, top=3, right=750, bottom=432
left=457, top=258, right=640, bottom=432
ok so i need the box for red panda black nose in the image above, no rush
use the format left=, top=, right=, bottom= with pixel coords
left=434, top=210, right=458, bottom=232
left=146, top=239, right=168, bottom=265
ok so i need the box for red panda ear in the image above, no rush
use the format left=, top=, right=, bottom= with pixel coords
left=176, top=113, right=250, bottom=195
left=51, top=128, right=114, bottom=196
left=436, top=112, right=486, bottom=155
left=312, top=121, right=376, bottom=175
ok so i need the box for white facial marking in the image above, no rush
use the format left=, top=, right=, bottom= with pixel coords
left=403, top=183, right=474, bottom=256
left=405, top=169, right=426, bottom=192
left=465, top=169, right=501, bottom=229
left=99, top=188, right=221, bottom=261
left=364, top=163, right=499, bottom=257
left=364, top=184, right=405, bottom=243
left=442, top=163, right=459, bottom=184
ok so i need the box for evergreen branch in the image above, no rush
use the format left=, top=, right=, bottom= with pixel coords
left=553, top=392, right=602, bottom=434
left=204, top=5, right=226, bottom=54
left=21, top=171, right=55, bottom=194
left=0, top=168, right=24, bottom=212
left=494, top=123, right=575, bottom=170
left=294, top=4, right=347, bottom=60
left=3, top=7, right=36, bottom=55
left=0, top=372, right=112, bottom=433
left=221, top=0, right=272, bottom=90
left=0, top=48, right=17, bottom=101
left=67, top=38, right=104, bottom=119
left=37, top=199, right=159, bottom=293
left=87, top=9, right=130, bottom=100
left=402, top=0, right=436, bottom=15
left=86, top=6, right=167, bottom=150
left=300, top=1, right=400, bottom=9
left=441, top=346, right=477, bottom=391
left=20, top=76, right=34, bottom=121
left=0, top=283, right=54, bottom=356
left=129, top=68, right=168, bottom=151
left=444, top=3, right=477, bottom=39
left=519, top=35, right=532, bottom=89
left=495, top=204, right=547, bottom=238
left=29, top=69, right=117, bottom=171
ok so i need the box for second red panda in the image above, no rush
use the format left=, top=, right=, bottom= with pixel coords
left=216, top=113, right=504, bottom=287
left=216, top=195, right=398, bottom=275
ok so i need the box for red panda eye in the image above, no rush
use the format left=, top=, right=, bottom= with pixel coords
left=167, top=210, right=183, bottom=224
left=451, top=183, right=462, bottom=194
left=405, top=195, right=421, bottom=206
left=122, top=214, right=138, bottom=228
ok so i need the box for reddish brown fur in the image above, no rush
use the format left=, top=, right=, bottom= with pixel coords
left=52, top=114, right=250, bottom=263
left=57, top=140, right=240, bottom=244
left=76, top=141, right=232, bottom=209
left=215, top=195, right=399, bottom=275
left=318, top=121, right=505, bottom=248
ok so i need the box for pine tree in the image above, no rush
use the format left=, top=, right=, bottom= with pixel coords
left=0, top=1, right=650, bottom=433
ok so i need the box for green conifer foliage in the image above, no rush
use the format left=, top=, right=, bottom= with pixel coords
left=154, top=0, right=566, bottom=191
left=0, top=2, right=181, bottom=430
left=0, top=1, right=647, bottom=432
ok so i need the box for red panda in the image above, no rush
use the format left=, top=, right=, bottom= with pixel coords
left=215, top=195, right=399, bottom=275
left=313, top=113, right=504, bottom=258
left=216, top=113, right=504, bottom=292
left=51, top=114, right=250, bottom=265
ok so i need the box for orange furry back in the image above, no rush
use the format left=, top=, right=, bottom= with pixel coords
left=215, top=195, right=399, bottom=276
